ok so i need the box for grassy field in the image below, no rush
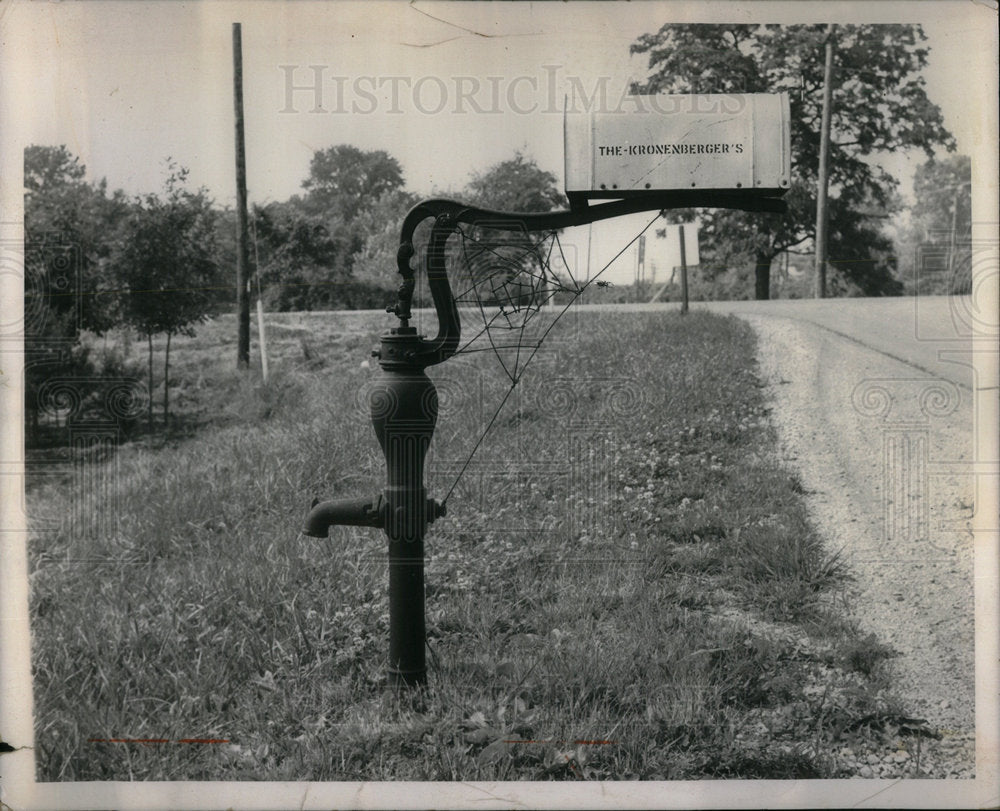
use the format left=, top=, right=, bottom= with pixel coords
left=28, top=307, right=916, bottom=781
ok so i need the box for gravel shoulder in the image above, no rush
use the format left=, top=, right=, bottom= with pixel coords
left=743, top=314, right=976, bottom=777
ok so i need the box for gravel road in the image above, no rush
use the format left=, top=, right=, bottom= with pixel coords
left=743, top=313, right=976, bottom=778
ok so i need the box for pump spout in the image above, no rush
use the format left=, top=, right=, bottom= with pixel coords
left=303, top=496, right=384, bottom=538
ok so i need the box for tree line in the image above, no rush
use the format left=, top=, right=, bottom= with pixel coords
left=23, top=143, right=563, bottom=440
left=24, top=23, right=971, bottom=441
left=631, top=22, right=968, bottom=298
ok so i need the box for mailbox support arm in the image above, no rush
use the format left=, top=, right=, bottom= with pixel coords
left=400, top=191, right=785, bottom=240
left=391, top=191, right=786, bottom=337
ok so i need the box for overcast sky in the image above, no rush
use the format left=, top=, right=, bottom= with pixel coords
left=3, top=0, right=996, bottom=283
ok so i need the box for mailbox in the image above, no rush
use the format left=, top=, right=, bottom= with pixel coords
left=564, top=93, right=791, bottom=207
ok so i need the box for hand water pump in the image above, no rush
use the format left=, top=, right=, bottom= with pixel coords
left=301, top=93, right=791, bottom=686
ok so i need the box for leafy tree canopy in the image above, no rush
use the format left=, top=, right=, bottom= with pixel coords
left=252, top=199, right=348, bottom=311
left=108, top=163, right=223, bottom=338
left=350, top=188, right=422, bottom=293
left=24, top=145, right=129, bottom=335
left=105, top=163, right=224, bottom=428
left=911, top=153, right=971, bottom=240
left=896, top=153, right=972, bottom=294
left=300, top=145, right=404, bottom=220
left=630, top=24, right=953, bottom=297
left=454, top=153, right=566, bottom=308
left=24, top=144, right=86, bottom=193
left=463, top=151, right=566, bottom=212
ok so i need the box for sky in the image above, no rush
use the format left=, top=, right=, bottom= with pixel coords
left=2, top=0, right=997, bottom=283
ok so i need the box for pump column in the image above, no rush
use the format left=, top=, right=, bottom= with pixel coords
left=370, top=326, right=439, bottom=686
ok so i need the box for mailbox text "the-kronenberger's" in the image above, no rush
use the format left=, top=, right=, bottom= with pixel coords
left=598, top=143, right=745, bottom=156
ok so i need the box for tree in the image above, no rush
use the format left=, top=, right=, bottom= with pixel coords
left=108, top=164, right=223, bottom=430
left=24, top=145, right=127, bottom=335
left=825, top=198, right=901, bottom=296
left=908, top=154, right=972, bottom=293
left=23, top=145, right=129, bottom=440
left=349, top=151, right=568, bottom=310
left=630, top=24, right=954, bottom=298
left=456, top=153, right=567, bottom=307
left=912, top=154, right=971, bottom=237
left=464, top=151, right=567, bottom=212
left=350, top=188, right=422, bottom=295
left=25, top=144, right=85, bottom=192
left=251, top=199, right=348, bottom=311
left=246, top=145, right=410, bottom=311
left=300, top=145, right=404, bottom=220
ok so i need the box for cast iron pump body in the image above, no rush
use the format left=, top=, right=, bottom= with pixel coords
left=302, top=191, right=786, bottom=687
left=303, top=209, right=460, bottom=686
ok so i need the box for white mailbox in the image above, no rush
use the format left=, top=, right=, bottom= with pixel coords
left=564, top=94, right=791, bottom=204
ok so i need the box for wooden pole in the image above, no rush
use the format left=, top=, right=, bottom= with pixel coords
left=634, top=238, right=640, bottom=303
left=251, top=216, right=269, bottom=384
left=679, top=224, right=689, bottom=315
left=256, top=300, right=269, bottom=383
left=233, top=22, right=251, bottom=369
left=586, top=222, right=593, bottom=281
left=946, top=182, right=970, bottom=284
left=638, top=234, right=646, bottom=296
left=814, top=25, right=835, bottom=299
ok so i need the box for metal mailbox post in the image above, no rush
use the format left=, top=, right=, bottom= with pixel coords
left=301, top=94, right=791, bottom=687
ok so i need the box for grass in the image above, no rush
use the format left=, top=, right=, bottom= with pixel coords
left=28, top=307, right=912, bottom=781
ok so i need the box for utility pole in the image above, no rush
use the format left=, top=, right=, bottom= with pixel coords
left=947, top=181, right=971, bottom=282
left=233, top=22, right=251, bottom=369
left=814, top=24, right=836, bottom=299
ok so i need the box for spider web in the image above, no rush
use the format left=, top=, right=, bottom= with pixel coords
left=450, top=224, right=584, bottom=384
left=437, top=213, right=662, bottom=506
